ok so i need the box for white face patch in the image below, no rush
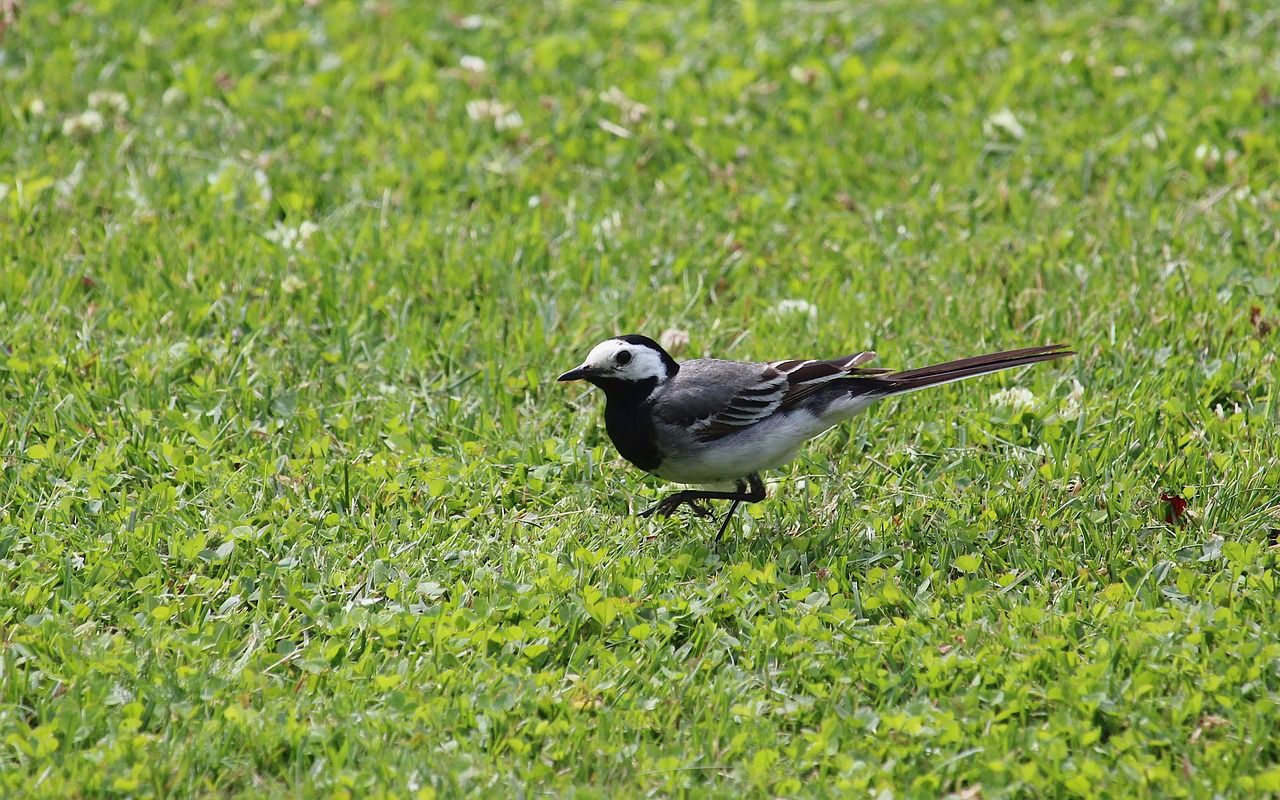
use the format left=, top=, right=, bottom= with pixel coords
left=578, top=338, right=671, bottom=382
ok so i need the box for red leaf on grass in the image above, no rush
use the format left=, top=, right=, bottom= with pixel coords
left=1161, top=493, right=1189, bottom=526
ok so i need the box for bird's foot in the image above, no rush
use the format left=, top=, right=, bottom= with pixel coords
left=639, top=491, right=713, bottom=519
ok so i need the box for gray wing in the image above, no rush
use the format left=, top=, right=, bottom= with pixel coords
left=651, top=359, right=777, bottom=431
left=654, top=352, right=886, bottom=442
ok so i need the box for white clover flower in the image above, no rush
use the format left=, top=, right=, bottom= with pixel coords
left=984, top=108, right=1026, bottom=141
left=265, top=220, right=319, bottom=251
left=772, top=299, right=818, bottom=319
left=1195, top=143, right=1221, bottom=169
left=467, top=99, right=521, bottom=130
left=990, top=387, right=1037, bottom=412
left=789, top=64, right=819, bottom=85
left=494, top=110, right=523, bottom=131
left=62, top=110, right=106, bottom=138
left=659, top=328, right=690, bottom=355
left=28, top=98, right=47, bottom=117
left=466, top=99, right=505, bottom=121
left=88, top=90, right=130, bottom=115
left=459, top=55, right=487, bottom=73
left=264, top=222, right=291, bottom=247
left=281, top=274, right=307, bottom=294
left=454, top=14, right=483, bottom=30
left=162, top=86, right=186, bottom=107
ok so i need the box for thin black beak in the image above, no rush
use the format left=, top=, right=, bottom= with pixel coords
left=557, top=365, right=596, bottom=382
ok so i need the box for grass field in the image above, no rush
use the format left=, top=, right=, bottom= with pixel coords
left=4, top=0, right=1280, bottom=796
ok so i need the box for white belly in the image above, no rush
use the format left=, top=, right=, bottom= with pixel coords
left=652, top=409, right=833, bottom=485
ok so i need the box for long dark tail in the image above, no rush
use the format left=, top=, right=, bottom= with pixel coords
left=872, top=344, right=1074, bottom=395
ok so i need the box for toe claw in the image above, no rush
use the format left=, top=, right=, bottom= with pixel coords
left=639, top=492, right=717, bottom=520
left=657, top=498, right=683, bottom=517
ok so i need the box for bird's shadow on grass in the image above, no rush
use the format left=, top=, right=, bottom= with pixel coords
left=645, top=512, right=892, bottom=576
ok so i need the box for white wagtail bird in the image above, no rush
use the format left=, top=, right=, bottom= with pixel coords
left=558, top=335, right=1073, bottom=543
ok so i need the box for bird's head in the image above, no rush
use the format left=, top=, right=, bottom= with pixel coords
left=557, top=334, right=679, bottom=388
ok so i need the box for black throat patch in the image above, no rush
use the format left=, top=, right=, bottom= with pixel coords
left=591, top=376, right=663, bottom=473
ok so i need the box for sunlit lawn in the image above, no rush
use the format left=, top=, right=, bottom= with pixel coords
left=2, top=0, right=1279, bottom=796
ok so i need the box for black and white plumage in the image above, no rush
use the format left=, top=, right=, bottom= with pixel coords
left=558, top=334, right=1073, bottom=541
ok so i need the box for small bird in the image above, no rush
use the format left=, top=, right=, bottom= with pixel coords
left=558, top=335, right=1073, bottom=542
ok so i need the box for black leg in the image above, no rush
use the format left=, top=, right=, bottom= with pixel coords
left=713, top=475, right=766, bottom=544
left=640, top=474, right=768, bottom=542
left=714, top=500, right=741, bottom=545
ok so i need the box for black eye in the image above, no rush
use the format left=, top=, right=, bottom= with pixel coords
left=615, top=351, right=633, bottom=366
